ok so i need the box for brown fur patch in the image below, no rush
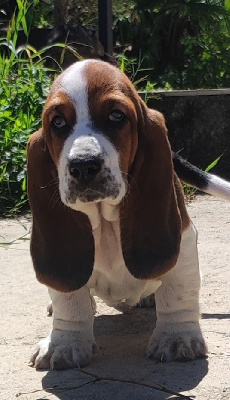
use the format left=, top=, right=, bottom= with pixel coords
left=27, top=130, right=94, bottom=292
left=42, top=91, right=76, bottom=165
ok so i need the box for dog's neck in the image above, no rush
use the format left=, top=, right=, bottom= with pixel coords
left=77, top=201, right=120, bottom=230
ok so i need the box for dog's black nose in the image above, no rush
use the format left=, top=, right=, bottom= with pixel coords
left=69, top=158, right=102, bottom=182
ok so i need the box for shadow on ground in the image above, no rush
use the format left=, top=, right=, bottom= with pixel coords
left=41, top=307, right=208, bottom=400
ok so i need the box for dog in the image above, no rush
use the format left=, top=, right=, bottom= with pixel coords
left=27, top=59, right=230, bottom=369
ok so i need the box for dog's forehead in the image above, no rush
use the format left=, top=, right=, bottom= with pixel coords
left=54, top=60, right=126, bottom=109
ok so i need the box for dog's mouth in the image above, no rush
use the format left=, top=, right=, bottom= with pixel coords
left=65, top=177, right=121, bottom=204
left=69, top=188, right=107, bottom=203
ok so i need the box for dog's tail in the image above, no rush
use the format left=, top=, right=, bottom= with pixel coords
left=173, top=153, right=230, bottom=201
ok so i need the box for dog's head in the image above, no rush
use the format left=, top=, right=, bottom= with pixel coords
left=42, top=60, right=140, bottom=209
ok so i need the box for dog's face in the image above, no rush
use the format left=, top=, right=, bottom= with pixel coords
left=42, top=60, right=140, bottom=210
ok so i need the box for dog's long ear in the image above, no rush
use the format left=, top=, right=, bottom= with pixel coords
left=120, top=107, right=182, bottom=279
left=27, top=130, right=94, bottom=292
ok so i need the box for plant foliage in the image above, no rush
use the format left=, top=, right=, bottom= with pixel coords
left=114, top=0, right=230, bottom=89
left=0, top=1, right=53, bottom=215
left=0, top=55, right=52, bottom=215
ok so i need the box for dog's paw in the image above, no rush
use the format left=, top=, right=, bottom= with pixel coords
left=147, top=323, right=207, bottom=362
left=30, top=329, right=97, bottom=369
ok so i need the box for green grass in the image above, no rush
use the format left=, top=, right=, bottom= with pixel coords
left=0, top=56, right=52, bottom=215
left=0, top=0, right=54, bottom=216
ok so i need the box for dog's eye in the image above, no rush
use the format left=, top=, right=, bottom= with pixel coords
left=109, top=110, right=125, bottom=123
left=52, top=115, right=66, bottom=129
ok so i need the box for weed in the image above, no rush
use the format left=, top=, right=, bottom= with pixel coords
left=117, top=52, right=153, bottom=87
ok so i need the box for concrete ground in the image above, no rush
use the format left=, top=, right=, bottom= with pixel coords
left=0, top=195, right=229, bottom=400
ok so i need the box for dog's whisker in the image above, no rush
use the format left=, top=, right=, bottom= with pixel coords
left=49, top=187, right=61, bottom=208
left=41, top=177, right=59, bottom=189
left=122, top=171, right=139, bottom=194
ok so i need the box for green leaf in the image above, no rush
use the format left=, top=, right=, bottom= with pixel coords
left=205, top=156, right=222, bottom=172
left=21, top=176, right=27, bottom=191
left=225, top=0, right=230, bottom=11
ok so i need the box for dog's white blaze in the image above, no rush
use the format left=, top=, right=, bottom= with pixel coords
left=60, top=60, right=91, bottom=120
left=68, top=134, right=102, bottom=160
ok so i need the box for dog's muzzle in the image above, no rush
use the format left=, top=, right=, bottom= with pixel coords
left=59, top=133, right=126, bottom=206
left=66, top=155, right=121, bottom=203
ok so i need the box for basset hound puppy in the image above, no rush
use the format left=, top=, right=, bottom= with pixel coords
left=27, top=59, right=211, bottom=370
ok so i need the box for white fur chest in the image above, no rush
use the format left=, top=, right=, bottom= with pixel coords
left=87, top=203, right=162, bottom=306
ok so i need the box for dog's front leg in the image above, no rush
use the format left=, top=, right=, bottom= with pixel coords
left=147, top=223, right=207, bottom=362
left=30, top=286, right=97, bottom=369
